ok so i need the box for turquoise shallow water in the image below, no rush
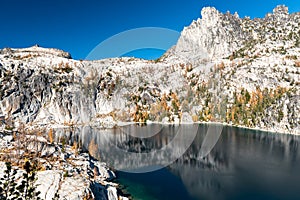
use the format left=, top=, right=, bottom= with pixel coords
left=116, top=167, right=195, bottom=200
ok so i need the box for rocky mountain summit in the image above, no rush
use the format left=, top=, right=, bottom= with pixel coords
left=173, top=5, right=297, bottom=60
left=0, top=5, right=299, bottom=134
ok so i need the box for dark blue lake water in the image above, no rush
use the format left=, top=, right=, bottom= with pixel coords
left=55, top=124, right=300, bottom=200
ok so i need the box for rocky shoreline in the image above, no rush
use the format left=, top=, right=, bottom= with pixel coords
left=0, top=130, right=129, bottom=200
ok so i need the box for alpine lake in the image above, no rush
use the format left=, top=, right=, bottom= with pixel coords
left=54, top=124, right=300, bottom=200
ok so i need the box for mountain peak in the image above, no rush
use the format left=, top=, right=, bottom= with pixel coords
left=0, top=46, right=72, bottom=59
left=171, top=5, right=299, bottom=61
left=174, top=6, right=243, bottom=61
left=200, top=7, right=222, bottom=24
left=0, top=5, right=299, bottom=134
left=273, top=5, right=289, bottom=16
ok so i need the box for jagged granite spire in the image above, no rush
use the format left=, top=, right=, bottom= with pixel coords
left=273, top=5, right=289, bottom=16
left=170, top=5, right=300, bottom=63
left=174, top=7, right=245, bottom=61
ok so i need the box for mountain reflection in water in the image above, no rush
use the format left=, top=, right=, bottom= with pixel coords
left=54, top=124, right=300, bottom=200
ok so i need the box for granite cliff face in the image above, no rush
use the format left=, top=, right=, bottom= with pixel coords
left=172, top=5, right=297, bottom=61
left=0, top=5, right=299, bottom=134
left=174, top=7, right=245, bottom=61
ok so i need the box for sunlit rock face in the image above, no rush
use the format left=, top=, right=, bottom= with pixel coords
left=0, top=5, right=299, bottom=134
left=174, top=7, right=245, bottom=61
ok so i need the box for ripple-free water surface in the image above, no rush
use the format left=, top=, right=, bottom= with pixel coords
left=55, top=125, right=300, bottom=200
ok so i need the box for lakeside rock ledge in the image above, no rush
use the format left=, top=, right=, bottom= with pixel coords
left=0, top=131, right=129, bottom=200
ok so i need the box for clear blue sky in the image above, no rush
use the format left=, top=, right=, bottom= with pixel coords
left=0, top=0, right=299, bottom=60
